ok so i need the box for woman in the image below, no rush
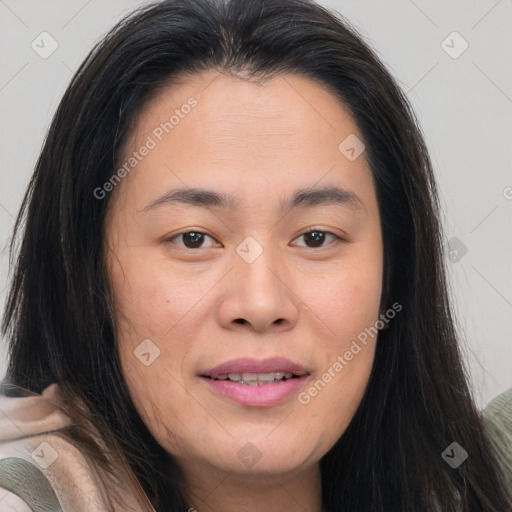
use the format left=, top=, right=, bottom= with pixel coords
left=1, top=0, right=511, bottom=510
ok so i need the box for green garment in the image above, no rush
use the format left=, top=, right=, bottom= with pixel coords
left=481, top=386, right=512, bottom=492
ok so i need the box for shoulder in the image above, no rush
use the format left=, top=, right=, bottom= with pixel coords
left=0, top=384, right=112, bottom=511
left=481, top=386, right=512, bottom=490
left=0, top=383, right=155, bottom=512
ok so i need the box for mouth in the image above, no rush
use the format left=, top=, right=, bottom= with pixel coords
left=204, top=371, right=305, bottom=386
left=199, top=357, right=310, bottom=407
left=200, top=356, right=309, bottom=381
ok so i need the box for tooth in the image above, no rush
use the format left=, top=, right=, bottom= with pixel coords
left=221, top=371, right=296, bottom=384
left=257, top=372, right=276, bottom=381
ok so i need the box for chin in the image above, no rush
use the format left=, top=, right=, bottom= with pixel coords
left=214, top=430, right=324, bottom=475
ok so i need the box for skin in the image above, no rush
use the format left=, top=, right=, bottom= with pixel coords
left=105, top=70, right=384, bottom=512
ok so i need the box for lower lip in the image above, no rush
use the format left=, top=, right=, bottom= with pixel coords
left=200, top=376, right=308, bottom=407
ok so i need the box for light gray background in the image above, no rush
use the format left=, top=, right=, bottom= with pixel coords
left=0, top=0, right=510, bottom=408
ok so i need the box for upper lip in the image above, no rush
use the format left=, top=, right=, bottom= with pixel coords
left=201, top=357, right=309, bottom=378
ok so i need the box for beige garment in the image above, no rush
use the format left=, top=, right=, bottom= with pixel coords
left=0, top=384, right=154, bottom=512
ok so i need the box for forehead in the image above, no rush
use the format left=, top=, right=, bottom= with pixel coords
left=114, top=70, right=375, bottom=215
left=134, top=70, right=360, bottom=143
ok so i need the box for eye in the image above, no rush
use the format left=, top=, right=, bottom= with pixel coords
left=290, top=229, right=342, bottom=249
left=167, top=230, right=219, bottom=249
left=167, top=228, right=343, bottom=250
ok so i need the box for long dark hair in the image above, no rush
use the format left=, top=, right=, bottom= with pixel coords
left=2, top=0, right=510, bottom=510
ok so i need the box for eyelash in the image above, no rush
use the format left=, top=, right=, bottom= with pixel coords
left=166, top=228, right=343, bottom=250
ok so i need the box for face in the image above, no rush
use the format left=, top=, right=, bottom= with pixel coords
left=105, top=70, right=383, bottom=481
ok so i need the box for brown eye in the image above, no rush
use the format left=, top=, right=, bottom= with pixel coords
left=304, top=230, right=326, bottom=248
left=168, top=231, right=218, bottom=249
left=291, top=230, right=341, bottom=249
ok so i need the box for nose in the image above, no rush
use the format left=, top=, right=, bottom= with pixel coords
left=217, top=240, right=299, bottom=334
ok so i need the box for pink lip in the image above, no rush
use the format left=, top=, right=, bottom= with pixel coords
left=199, top=357, right=310, bottom=407
left=201, top=357, right=308, bottom=377
left=200, top=377, right=308, bottom=407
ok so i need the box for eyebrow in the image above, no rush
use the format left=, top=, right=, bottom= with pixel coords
left=142, top=185, right=364, bottom=214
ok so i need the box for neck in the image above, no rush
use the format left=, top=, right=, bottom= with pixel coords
left=181, top=461, right=323, bottom=512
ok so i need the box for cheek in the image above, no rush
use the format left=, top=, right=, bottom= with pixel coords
left=120, top=358, right=200, bottom=463
left=108, top=246, right=210, bottom=339
left=299, top=257, right=383, bottom=344
left=297, top=318, right=377, bottom=457
left=301, top=346, right=375, bottom=457
left=293, top=260, right=381, bottom=439
left=110, top=250, right=214, bottom=446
